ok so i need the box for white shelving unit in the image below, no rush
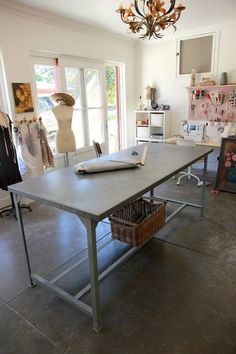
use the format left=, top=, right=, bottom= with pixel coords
left=135, top=110, right=171, bottom=143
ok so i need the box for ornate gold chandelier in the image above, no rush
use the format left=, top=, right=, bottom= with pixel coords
left=116, top=0, right=186, bottom=39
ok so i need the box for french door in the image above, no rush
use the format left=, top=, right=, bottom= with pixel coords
left=32, top=56, right=108, bottom=153
left=59, top=59, right=108, bottom=152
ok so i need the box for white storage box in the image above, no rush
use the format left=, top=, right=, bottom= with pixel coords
left=150, top=113, right=163, bottom=126
left=137, top=126, right=149, bottom=139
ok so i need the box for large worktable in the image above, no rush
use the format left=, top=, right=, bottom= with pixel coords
left=9, top=143, right=213, bottom=331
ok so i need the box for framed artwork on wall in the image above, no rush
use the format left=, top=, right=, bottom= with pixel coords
left=12, top=82, right=34, bottom=113
left=215, top=137, right=236, bottom=193
left=176, top=32, right=218, bottom=77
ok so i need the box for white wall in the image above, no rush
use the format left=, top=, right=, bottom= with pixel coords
left=135, top=22, right=236, bottom=135
left=0, top=9, right=137, bottom=208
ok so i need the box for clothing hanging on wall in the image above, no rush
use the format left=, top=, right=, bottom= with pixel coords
left=14, top=118, right=54, bottom=179
left=38, top=118, right=54, bottom=168
left=0, top=112, right=22, bottom=191
left=14, top=119, right=43, bottom=179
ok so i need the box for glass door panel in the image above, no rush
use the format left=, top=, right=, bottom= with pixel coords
left=60, top=59, right=106, bottom=150
left=87, top=108, right=104, bottom=145
left=84, top=69, right=101, bottom=107
left=72, top=110, right=85, bottom=148
left=64, top=67, right=82, bottom=109
left=33, top=63, right=59, bottom=153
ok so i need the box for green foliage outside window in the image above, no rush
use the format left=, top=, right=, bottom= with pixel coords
left=106, top=66, right=116, bottom=106
left=35, top=65, right=55, bottom=83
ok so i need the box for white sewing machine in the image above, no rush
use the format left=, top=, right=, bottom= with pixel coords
left=181, top=123, right=205, bottom=142
left=181, top=121, right=235, bottom=143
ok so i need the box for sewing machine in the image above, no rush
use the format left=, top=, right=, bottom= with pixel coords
left=182, top=123, right=205, bottom=142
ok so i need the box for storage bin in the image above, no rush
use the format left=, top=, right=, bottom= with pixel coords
left=150, top=113, right=163, bottom=126
left=136, top=126, right=149, bottom=138
left=109, top=198, right=165, bottom=246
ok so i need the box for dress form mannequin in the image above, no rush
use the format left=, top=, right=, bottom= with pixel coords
left=50, top=93, right=76, bottom=166
left=51, top=103, right=76, bottom=153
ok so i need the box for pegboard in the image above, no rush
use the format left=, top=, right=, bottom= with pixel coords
left=187, top=85, right=236, bottom=123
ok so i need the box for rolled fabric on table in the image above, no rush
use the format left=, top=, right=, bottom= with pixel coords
left=75, top=158, right=140, bottom=174
left=75, top=144, right=149, bottom=174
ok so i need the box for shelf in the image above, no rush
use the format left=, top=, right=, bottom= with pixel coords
left=186, top=84, right=236, bottom=89
left=136, top=125, right=163, bottom=127
left=136, top=138, right=164, bottom=143
left=135, top=110, right=171, bottom=144
left=135, top=110, right=166, bottom=113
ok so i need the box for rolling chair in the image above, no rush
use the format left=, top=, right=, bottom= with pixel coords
left=93, top=140, right=102, bottom=158
left=176, top=138, right=203, bottom=187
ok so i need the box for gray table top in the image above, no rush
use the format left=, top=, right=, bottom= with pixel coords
left=9, top=143, right=213, bottom=221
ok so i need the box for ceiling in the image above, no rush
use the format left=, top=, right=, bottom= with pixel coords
left=4, top=0, right=236, bottom=39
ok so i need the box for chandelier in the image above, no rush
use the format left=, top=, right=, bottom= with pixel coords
left=116, top=0, right=186, bottom=40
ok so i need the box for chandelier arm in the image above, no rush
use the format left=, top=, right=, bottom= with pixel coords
left=119, top=11, right=144, bottom=25
left=164, top=0, right=176, bottom=15
left=134, top=0, right=145, bottom=19
left=143, top=0, right=146, bottom=17
left=155, top=5, right=183, bottom=26
left=166, top=10, right=182, bottom=26
left=153, top=23, right=162, bottom=37
left=152, top=15, right=168, bottom=30
left=173, top=10, right=182, bottom=23
left=119, top=12, right=130, bottom=25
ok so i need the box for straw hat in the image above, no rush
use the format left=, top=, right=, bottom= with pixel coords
left=51, top=92, right=75, bottom=106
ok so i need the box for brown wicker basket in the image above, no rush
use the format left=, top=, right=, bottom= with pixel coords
left=109, top=198, right=165, bottom=246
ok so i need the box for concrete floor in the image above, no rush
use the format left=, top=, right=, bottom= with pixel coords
left=0, top=165, right=236, bottom=354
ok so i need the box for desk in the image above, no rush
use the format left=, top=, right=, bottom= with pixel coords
left=196, top=141, right=221, bottom=148
left=9, top=143, right=213, bottom=331
left=165, top=136, right=221, bottom=148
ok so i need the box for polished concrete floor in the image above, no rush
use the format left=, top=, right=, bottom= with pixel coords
left=0, top=165, right=236, bottom=354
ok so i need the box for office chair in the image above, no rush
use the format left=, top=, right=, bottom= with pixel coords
left=176, top=138, right=203, bottom=187
left=93, top=140, right=102, bottom=158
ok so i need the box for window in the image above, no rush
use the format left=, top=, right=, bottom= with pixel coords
left=32, top=57, right=106, bottom=153
left=64, top=66, right=85, bottom=148
left=62, top=61, right=105, bottom=148
left=32, top=58, right=60, bottom=153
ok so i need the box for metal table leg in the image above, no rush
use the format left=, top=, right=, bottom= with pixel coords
left=200, top=155, right=208, bottom=217
left=80, top=217, right=101, bottom=332
left=150, top=188, right=154, bottom=202
left=12, top=193, right=35, bottom=288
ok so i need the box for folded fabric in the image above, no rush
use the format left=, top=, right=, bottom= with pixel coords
left=75, top=158, right=140, bottom=174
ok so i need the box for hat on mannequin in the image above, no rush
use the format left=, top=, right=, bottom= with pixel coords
left=51, top=93, right=75, bottom=106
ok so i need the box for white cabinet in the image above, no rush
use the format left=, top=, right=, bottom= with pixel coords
left=135, top=110, right=171, bottom=143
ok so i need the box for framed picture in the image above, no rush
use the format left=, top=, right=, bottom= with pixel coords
left=12, top=82, right=34, bottom=113
left=176, top=32, right=219, bottom=77
left=216, top=137, right=236, bottom=193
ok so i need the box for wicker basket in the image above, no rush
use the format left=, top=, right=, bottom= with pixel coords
left=109, top=198, right=165, bottom=246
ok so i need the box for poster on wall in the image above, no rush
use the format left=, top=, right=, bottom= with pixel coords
left=12, top=82, right=34, bottom=113
left=215, top=137, right=236, bottom=193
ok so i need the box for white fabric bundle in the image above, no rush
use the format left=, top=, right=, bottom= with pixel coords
left=75, top=144, right=149, bottom=174
left=75, top=158, right=140, bottom=174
